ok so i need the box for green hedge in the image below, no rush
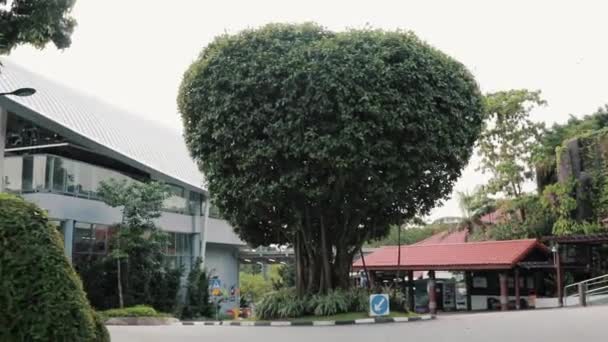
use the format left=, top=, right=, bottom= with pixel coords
left=102, top=305, right=168, bottom=318
left=0, top=193, right=109, bottom=341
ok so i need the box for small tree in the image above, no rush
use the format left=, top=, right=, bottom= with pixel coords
left=97, top=179, right=168, bottom=308
left=181, top=258, right=212, bottom=319
left=477, top=89, right=546, bottom=220
left=0, top=0, right=77, bottom=54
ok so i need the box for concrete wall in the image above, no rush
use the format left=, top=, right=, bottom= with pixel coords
left=205, top=217, right=245, bottom=246
left=24, top=193, right=197, bottom=233
left=205, top=243, right=240, bottom=312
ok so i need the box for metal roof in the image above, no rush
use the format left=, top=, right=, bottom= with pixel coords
left=353, top=239, right=550, bottom=271
left=0, top=59, right=206, bottom=192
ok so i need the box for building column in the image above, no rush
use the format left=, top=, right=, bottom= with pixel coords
left=465, top=271, right=473, bottom=311
left=514, top=268, right=521, bottom=310
left=0, top=107, right=7, bottom=193
left=62, top=219, right=75, bottom=262
left=428, top=270, right=437, bottom=315
left=200, top=196, right=211, bottom=266
left=407, top=270, right=415, bottom=312
left=191, top=193, right=203, bottom=267
left=499, top=272, right=508, bottom=311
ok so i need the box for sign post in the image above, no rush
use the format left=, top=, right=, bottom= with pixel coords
left=369, top=294, right=390, bottom=317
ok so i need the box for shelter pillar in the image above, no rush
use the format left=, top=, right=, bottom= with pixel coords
left=514, top=268, right=521, bottom=310
left=407, top=270, right=415, bottom=312
left=555, top=244, right=564, bottom=307
left=428, top=270, right=437, bottom=315
left=499, top=272, right=508, bottom=311
left=465, top=271, right=472, bottom=311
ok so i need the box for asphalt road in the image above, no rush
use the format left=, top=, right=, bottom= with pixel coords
left=109, top=305, right=607, bottom=342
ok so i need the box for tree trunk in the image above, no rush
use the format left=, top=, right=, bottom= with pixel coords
left=117, top=258, right=124, bottom=308
left=319, top=216, right=332, bottom=292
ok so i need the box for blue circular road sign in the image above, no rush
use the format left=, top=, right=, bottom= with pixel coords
left=370, top=294, right=390, bottom=316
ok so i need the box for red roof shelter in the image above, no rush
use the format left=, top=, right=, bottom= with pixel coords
left=353, top=239, right=549, bottom=271
left=353, top=238, right=553, bottom=314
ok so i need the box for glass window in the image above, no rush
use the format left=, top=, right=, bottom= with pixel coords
left=208, top=203, right=222, bottom=219
left=73, top=222, right=93, bottom=254
left=73, top=222, right=109, bottom=255
left=164, top=232, right=192, bottom=269
left=33, top=155, right=47, bottom=191
left=21, top=156, right=34, bottom=191
left=163, top=184, right=188, bottom=213
left=3, top=156, right=23, bottom=192
left=92, top=224, right=109, bottom=254
left=52, top=156, right=67, bottom=192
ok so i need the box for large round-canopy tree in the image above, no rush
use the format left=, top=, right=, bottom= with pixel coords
left=178, top=23, right=484, bottom=294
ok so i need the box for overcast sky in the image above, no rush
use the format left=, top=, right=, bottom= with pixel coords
left=7, top=0, right=608, bottom=220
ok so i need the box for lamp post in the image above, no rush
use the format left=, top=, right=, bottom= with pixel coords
left=1, top=87, right=37, bottom=192
left=0, top=87, right=37, bottom=97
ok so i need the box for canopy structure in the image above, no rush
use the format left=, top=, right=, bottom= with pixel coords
left=353, top=239, right=550, bottom=271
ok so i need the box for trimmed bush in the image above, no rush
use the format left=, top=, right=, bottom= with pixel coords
left=0, top=193, right=100, bottom=341
left=102, top=305, right=166, bottom=318
left=93, top=312, right=111, bottom=342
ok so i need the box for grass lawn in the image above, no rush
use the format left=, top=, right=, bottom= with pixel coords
left=240, top=311, right=417, bottom=322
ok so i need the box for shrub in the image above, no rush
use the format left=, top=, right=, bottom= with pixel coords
left=255, top=288, right=300, bottom=320
left=92, top=312, right=111, bottom=342
left=307, top=290, right=350, bottom=316
left=102, top=305, right=166, bottom=318
left=149, top=266, right=183, bottom=313
left=0, top=193, right=99, bottom=341
left=346, top=288, right=369, bottom=312
left=181, top=258, right=212, bottom=319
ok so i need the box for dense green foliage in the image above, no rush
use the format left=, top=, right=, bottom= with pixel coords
left=181, top=258, right=213, bottom=319
left=0, top=193, right=107, bottom=341
left=0, top=0, right=77, bottom=54
left=477, top=89, right=545, bottom=199
left=534, top=105, right=608, bottom=184
left=79, top=180, right=182, bottom=312
left=179, top=23, right=484, bottom=293
left=273, top=262, right=296, bottom=289
left=240, top=272, right=273, bottom=304
left=101, top=305, right=167, bottom=318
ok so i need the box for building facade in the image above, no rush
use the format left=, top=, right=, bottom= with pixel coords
left=0, top=60, right=244, bottom=310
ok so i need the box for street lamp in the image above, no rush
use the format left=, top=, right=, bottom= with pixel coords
left=0, top=87, right=36, bottom=97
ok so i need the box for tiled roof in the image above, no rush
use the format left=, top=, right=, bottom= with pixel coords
left=0, top=59, right=206, bottom=191
left=353, top=239, right=548, bottom=270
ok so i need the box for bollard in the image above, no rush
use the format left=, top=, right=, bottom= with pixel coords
left=578, top=283, right=587, bottom=307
